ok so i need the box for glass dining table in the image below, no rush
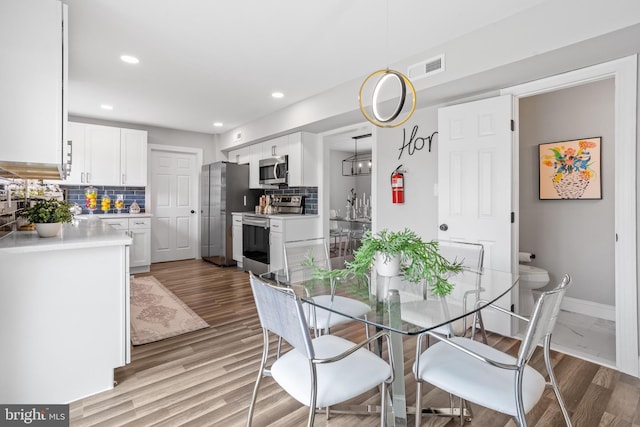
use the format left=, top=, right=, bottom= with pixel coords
left=260, top=267, right=519, bottom=426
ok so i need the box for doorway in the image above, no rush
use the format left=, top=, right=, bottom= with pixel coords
left=148, top=144, right=202, bottom=263
left=321, top=124, right=373, bottom=258
left=502, top=55, right=638, bottom=376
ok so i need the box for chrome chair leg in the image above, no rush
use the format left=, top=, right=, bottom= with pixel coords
left=544, top=335, right=573, bottom=426
left=415, top=381, right=422, bottom=427
left=247, top=330, right=270, bottom=427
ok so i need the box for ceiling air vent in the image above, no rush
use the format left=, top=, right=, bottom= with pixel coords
left=408, top=54, right=445, bottom=80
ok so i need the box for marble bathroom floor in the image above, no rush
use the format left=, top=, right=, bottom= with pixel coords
left=516, top=310, right=616, bottom=368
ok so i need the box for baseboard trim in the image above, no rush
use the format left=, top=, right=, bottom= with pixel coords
left=533, top=291, right=615, bottom=321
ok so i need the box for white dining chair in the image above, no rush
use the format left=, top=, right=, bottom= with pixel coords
left=283, top=237, right=371, bottom=336
left=329, top=209, right=347, bottom=258
left=413, top=274, right=573, bottom=427
left=432, top=240, right=486, bottom=340
left=246, top=273, right=394, bottom=427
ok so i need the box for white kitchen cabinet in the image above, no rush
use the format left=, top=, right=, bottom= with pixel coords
left=62, top=123, right=147, bottom=186
left=269, top=218, right=285, bottom=272
left=120, top=128, right=148, bottom=186
left=245, top=132, right=319, bottom=189
left=0, top=0, right=67, bottom=178
left=269, top=216, right=321, bottom=272
left=228, top=146, right=251, bottom=165
left=232, top=213, right=243, bottom=266
left=263, top=135, right=289, bottom=158
left=103, top=216, right=151, bottom=273
left=249, top=144, right=263, bottom=189
left=85, top=124, right=122, bottom=185
left=128, top=218, right=151, bottom=270
left=287, top=132, right=319, bottom=187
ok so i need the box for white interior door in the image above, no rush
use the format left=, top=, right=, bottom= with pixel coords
left=438, top=94, right=515, bottom=336
left=150, top=148, right=199, bottom=263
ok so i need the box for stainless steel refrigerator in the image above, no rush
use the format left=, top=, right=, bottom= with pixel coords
left=201, top=162, right=258, bottom=266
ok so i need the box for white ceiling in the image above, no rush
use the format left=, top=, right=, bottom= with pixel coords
left=65, top=0, right=550, bottom=135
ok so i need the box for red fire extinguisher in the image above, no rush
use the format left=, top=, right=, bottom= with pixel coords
left=391, top=165, right=405, bottom=204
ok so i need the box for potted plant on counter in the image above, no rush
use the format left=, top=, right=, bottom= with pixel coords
left=21, top=199, right=73, bottom=238
left=307, top=228, right=462, bottom=296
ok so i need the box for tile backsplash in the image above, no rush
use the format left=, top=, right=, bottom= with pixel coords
left=63, top=185, right=146, bottom=214
left=265, top=186, right=317, bottom=214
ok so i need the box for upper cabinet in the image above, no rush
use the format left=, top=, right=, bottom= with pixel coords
left=63, top=123, right=148, bottom=186
left=227, top=146, right=251, bottom=165
left=262, top=136, right=289, bottom=158
left=120, top=128, right=148, bottom=186
left=287, top=132, right=319, bottom=187
left=237, top=132, right=319, bottom=189
left=0, top=0, right=67, bottom=179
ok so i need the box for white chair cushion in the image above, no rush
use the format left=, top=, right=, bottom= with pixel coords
left=272, top=334, right=391, bottom=408
left=414, top=337, right=546, bottom=416
left=304, top=295, right=370, bottom=330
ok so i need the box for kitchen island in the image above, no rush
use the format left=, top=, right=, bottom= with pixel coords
left=0, top=218, right=132, bottom=404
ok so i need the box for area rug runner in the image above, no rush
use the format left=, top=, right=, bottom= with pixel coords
left=130, top=276, right=209, bottom=345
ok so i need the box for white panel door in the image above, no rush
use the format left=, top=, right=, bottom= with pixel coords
left=150, top=149, right=198, bottom=262
left=438, top=95, right=514, bottom=336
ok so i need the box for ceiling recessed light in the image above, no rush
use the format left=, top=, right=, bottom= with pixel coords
left=213, top=122, right=223, bottom=127
left=100, top=104, right=113, bottom=110
left=271, top=92, right=284, bottom=99
left=120, top=55, right=139, bottom=64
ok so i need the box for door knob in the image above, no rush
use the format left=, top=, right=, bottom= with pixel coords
left=439, top=223, right=448, bottom=231
left=191, top=210, right=195, bottom=214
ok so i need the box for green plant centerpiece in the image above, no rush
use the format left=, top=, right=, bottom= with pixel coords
left=22, top=199, right=73, bottom=224
left=307, top=228, right=462, bottom=296
left=21, top=199, right=73, bottom=237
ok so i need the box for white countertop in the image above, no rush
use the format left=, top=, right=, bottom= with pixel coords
left=232, top=212, right=319, bottom=220
left=77, top=213, right=152, bottom=219
left=0, top=217, right=132, bottom=254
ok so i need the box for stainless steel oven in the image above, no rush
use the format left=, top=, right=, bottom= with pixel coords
left=259, top=155, right=288, bottom=185
left=242, top=214, right=270, bottom=275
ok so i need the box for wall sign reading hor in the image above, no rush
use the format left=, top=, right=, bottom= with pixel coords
left=538, top=137, right=602, bottom=200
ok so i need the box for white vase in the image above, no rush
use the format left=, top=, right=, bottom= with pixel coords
left=374, top=252, right=401, bottom=277
left=35, top=223, right=62, bottom=238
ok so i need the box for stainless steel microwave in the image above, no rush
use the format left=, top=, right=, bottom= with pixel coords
left=259, top=155, right=288, bottom=185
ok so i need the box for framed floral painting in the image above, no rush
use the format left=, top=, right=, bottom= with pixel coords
left=539, top=137, right=602, bottom=200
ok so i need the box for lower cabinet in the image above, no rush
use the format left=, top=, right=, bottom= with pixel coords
left=103, top=216, right=151, bottom=273
left=269, top=216, right=320, bottom=272
left=269, top=219, right=284, bottom=272
left=232, top=213, right=243, bottom=266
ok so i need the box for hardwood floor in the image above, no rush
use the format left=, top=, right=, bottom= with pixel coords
left=70, top=259, right=640, bottom=426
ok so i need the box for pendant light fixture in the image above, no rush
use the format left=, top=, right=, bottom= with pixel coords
left=342, top=134, right=372, bottom=176
left=358, top=0, right=416, bottom=128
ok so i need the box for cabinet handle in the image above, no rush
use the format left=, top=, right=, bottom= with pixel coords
left=122, top=174, right=126, bottom=185
left=81, top=172, right=85, bottom=183
left=272, top=145, right=276, bottom=156
left=134, top=222, right=145, bottom=225
left=87, top=172, right=91, bottom=183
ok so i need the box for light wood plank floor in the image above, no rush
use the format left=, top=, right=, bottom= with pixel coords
left=70, top=259, right=640, bottom=426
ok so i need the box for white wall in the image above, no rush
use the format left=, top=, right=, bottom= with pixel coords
left=519, top=79, right=615, bottom=304
left=68, top=115, right=218, bottom=164
left=216, top=1, right=640, bottom=156
left=374, top=107, right=440, bottom=241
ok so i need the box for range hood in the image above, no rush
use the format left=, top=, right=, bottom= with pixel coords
left=0, top=161, right=63, bottom=180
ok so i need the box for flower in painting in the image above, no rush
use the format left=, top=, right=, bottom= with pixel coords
left=543, top=140, right=596, bottom=182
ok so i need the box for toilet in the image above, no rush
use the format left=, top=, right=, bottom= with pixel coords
left=518, top=263, right=550, bottom=316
